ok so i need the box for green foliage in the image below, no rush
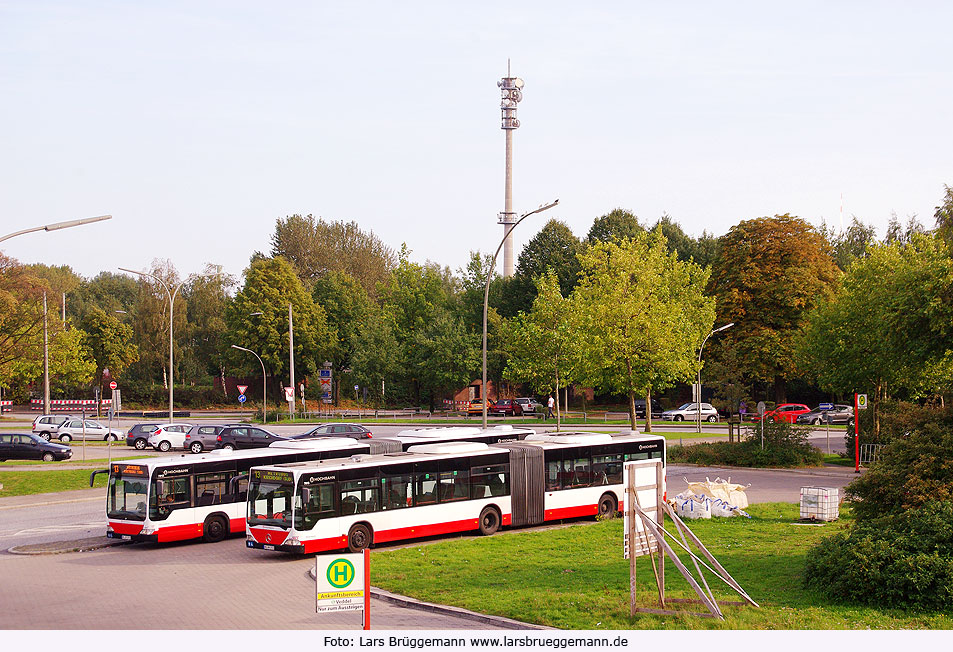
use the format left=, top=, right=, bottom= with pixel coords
left=586, top=208, right=643, bottom=244
left=845, top=414, right=953, bottom=521
left=804, top=502, right=953, bottom=610
left=649, top=214, right=720, bottom=268
left=349, top=305, right=401, bottom=405
left=82, top=306, right=139, bottom=390
left=709, top=214, right=839, bottom=400
left=312, top=270, right=372, bottom=403
left=502, top=219, right=583, bottom=315
left=669, top=420, right=823, bottom=468
left=573, top=231, right=715, bottom=428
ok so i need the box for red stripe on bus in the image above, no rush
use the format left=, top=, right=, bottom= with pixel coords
left=544, top=504, right=597, bottom=521
left=156, top=523, right=203, bottom=543
left=303, top=536, right=349, bottom=554
left=109, top=522, right=144, bottom=536
left=249, top=527, right=290, bottom=546
left=229, top=517, right=245, bottom=534
left=373, top=517, right=477, bottom=544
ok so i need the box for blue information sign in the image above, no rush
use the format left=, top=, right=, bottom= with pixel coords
left=819, top=402, right=833, bottom=410
left=238, top=395, right=247, bottom=404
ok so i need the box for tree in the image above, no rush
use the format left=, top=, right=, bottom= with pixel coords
left=349, top=305, right=401, bottom=405
left=573, top=232, right=716, bottom=430
left=934, top=184, right=953, bottom=246
left=586, top=208, right=643, bottom=244
left=504, top=272, right=583, bottom=430
left=819, top=217, right=878, bottom=271
left=799, top=234, right=953, bottom=432
left=708, top=215, right=840, bottom=402
left=82, top=307, right=139, bottom=398
left=184, top=265, right=236, bottom=393
left=500, top=219, right=583, bottom=317
left=270, top=215, right=395, bottom=297
left=410, top=307, right=480, bottom=412
left=312, top=270, right=372, bottom=404
left=227, top=256, right=331, bottom=401
left=0, top=254, right=46, bottom=386
left=650, top=214, right=720, bottom=268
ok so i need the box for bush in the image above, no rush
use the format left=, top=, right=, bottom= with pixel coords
left=842, top=399, right=944, bottom=459
left=845, top=417, right=953, bottom=521
left=669, top=419, right=824, bottom=468
left=804, top=502, right=953, bottom=610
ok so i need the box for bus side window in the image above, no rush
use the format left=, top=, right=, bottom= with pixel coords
left=546, top=460, right=562, bottom=491
left=415, top=473, right=437, bottom=506
left=381, top=474, right=411, bottom=510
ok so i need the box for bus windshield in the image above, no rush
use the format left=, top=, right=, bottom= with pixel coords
left=247, top=477, right=294, bottom=529
left=106, top=468, right=149, bottom=521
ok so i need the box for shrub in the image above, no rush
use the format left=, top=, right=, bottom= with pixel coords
left=669, top=420, right=824, bottom=468
left=842, top=399, right=945, bottom=459
left=804, top=502, right=953, bottom=610
left=845, top=419, right=953, bottom=521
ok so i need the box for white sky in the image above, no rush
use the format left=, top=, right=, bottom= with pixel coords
left=2, top=1, right=952, bottom=282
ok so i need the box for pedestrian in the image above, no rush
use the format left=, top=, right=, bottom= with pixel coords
left=547, top=394, right=555, bottom=419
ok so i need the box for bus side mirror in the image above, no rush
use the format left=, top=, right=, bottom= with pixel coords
left=156, top=480, right=166, bottom=495
left=302, top=487, right=311, bottom=504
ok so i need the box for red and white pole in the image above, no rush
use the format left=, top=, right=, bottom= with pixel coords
left=362, top=548, right=371, bottom=630
left=854, top=393, right=860, bottom=473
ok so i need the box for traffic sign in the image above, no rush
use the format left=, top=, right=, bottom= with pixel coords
left=315, top=552, right=368, bottom=616
left=109, top=381, right=117, bottom=390
left=756, top=401, right=766, bottom=415
left=819, top=402, right=833, bottom=410
left=284, top=386, right=294, bottom=402
left=857, top=394, right=868, bottom=410
left=238, top=395, right=246, bottom=404
left=237, top=385, right=248, bottom=396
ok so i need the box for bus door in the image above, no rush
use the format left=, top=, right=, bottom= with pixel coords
left=498, top=444, right=544, bottom=527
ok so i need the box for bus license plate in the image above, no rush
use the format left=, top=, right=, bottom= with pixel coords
left=121, top=535, right=131, bottom=540
left=263, top=545, right=275, bottom=551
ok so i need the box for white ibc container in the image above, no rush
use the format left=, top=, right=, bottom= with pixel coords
left=800, top=486, right=839, bottom=522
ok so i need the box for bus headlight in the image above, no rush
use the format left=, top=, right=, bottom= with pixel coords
left=286, top=536, right=300, bottom=546
left=141, top=526, right=156, bottom=535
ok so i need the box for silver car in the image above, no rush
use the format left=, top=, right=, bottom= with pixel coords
left=660, top=403, right=719, bottom=423
left=55, top=418, right=124, bottom=443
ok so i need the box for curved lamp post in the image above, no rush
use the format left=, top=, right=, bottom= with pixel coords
left=2, top=215, right=112, bottom=415
left=696, top=322, right=735, bottom=432
left=231, top=344, right=268, bottom=424
left=482, top=199, right=559, bottom=429
left=119, top=267, right=216, bottom=423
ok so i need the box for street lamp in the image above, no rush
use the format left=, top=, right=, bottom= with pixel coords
left=0, top=215, right=113, bottom=415
left=482, top=200, right=559, bottom=429
left=0, top=214, right=111, bottom=244
left=696, top=322, right=735, bottom=432
left=247, top=307, right=295, bottom=418
left=119, top=267, right=215, bottom=424
left=232, top=344, right=268, bottom=424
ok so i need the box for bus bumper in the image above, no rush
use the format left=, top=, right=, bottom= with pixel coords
left=246, top=539, right=304, bottom=553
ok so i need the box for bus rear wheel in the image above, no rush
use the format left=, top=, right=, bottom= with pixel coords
left=478, top=507, right=500, bottom=536
left=348, top=524, right=372, bottom=552
left=598, top=493, right=617, bottom=518
left=203, top=515, right=228, bottom=543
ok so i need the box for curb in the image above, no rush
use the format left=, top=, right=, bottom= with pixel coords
left=307, top=567, right=552, bottom=630
left=8, top=536, right=125, bottom=555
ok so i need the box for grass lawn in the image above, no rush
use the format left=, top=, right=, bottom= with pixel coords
left=369, top=503, right=953, bottom=629
left=0, top=468, right=109, bottom=496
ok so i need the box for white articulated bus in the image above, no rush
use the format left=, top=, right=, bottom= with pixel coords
left=244, top=431, right=666, bottom=554
left=93, top=426, right=534, bottom=545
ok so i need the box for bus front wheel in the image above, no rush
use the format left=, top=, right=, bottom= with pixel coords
left=348, top=524, right=372, bottom=552
left=203, top=515, right=228, bottom=543
left=478, top=507, right=500, bottom=536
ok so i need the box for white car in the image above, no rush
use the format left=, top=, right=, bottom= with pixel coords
left=515, top=398, right=544, bottom=414
left=32, top=414, right=73, bottom=440
left=55, top=418, right=124, bottom=443
left=660, top=403, right=720, bottom=423
left=147, top=423, right=195, bottom=452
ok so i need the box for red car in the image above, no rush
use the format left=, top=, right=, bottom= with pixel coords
left=492, top=399, right=524, bottom=417
left=753, top=403, right=811, bottom=423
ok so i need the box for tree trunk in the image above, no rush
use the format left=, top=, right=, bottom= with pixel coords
left=628, top=390, right=637, bottom=431
left=644, top=386, right=653, bottom=433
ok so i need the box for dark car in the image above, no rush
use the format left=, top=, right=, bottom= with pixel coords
left=491, top=399, right=523, bottom=417
left=797, top=404, right=854, bottom=426
left=0, top=433, right=72, bottom=462
left=126, top=423, right=160, bottom=450
left=289, top=423, right=373, bottom=440
left=183, top=424, right=234, bottom=453
left=633, top=399, right=662, bottom=419
left=216, top=425, right=288, bottom=450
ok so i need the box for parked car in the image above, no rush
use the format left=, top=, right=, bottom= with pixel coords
left=289, top=423, right=373, bottom=440
left=633, top=399, right=662, bottom=419
left=467, top=399, right=495, bottom=416
left=146, top=423, right=195, bottom=452
left=754, top=403, right=811, bottom=424
left=0, top=433, right=72, bottom=462
left=514, top=397, right=543, bottom=414
left=796, top=404, right=854, bottom=426
left=491, top=399, right=524, bottom=417
left=215, top=425, right=288, bottom=450
left=32, top=414, right=72, bottom=440
left=55, top=418, right=124, bottom=443
left=183, top=424, right=235, bottom=453
left=660, top=403, right=720, bottom=422
left=125, top=423, right=160, bottom=449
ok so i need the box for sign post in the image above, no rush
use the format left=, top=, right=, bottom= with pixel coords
left=819, top=402, right=833, bottom=454
left=756, top=401, right=766, bottom=450
left=854, top=394, right=867, bottom=473
left=315, top=550, right=370, bottom=629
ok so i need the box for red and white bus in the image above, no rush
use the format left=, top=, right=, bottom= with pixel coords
left=244, top=431, right=666, bottom=554
left=95, top=426, right=534, bottom=545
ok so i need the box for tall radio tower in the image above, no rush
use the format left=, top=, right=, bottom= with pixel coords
left=498, top=61, right=524, bottom=277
